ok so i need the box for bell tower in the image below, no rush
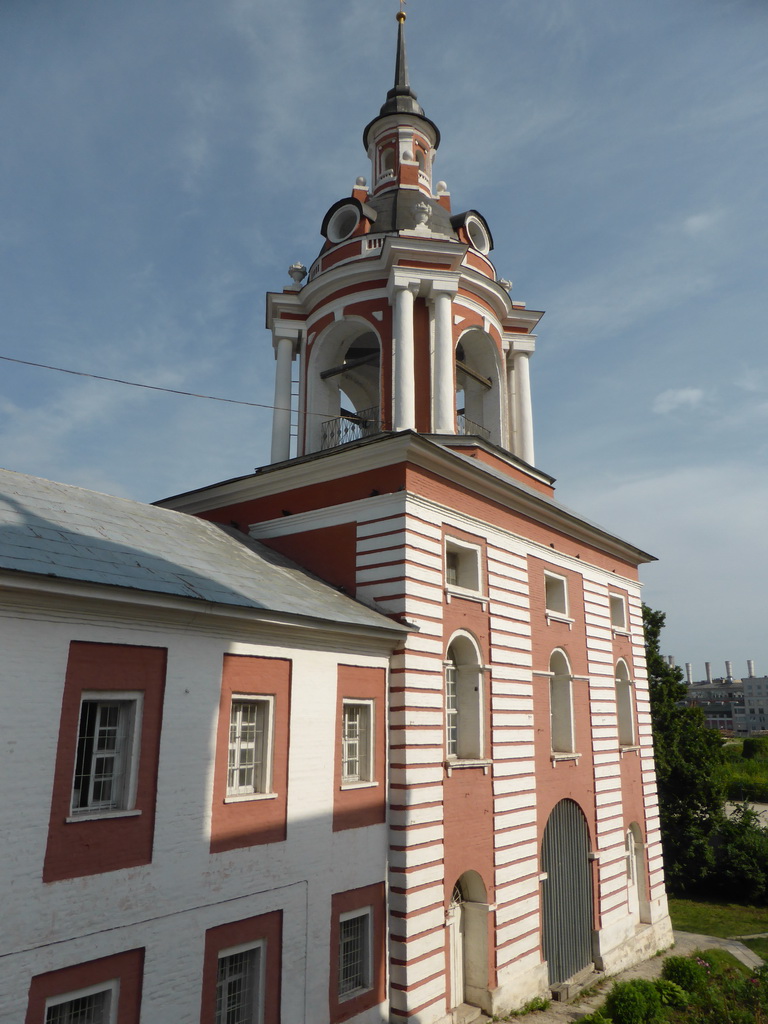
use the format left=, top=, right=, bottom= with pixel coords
left=267, top=10, right=542, bottom=467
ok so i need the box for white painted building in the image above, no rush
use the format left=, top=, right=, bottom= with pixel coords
left=0, top=470, right=403, bottom=1024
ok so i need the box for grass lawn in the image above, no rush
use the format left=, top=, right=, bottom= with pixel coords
left=669, top=896, right=768, bottom=937
left=744, top=936, right=768, bottom=959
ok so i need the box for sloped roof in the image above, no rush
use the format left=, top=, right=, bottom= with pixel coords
left=0, top=467, right=404, bottom=634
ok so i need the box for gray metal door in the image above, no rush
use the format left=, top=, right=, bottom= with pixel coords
left=541, top=799, right=593, bottom=985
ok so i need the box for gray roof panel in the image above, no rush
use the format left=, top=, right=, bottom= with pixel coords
left=0, top=468, right=403, bottom=634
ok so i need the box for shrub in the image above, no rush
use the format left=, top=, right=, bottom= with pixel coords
left=742, top=737, right=768, bottom=760
left=654, top=978, right=689, bottom=1007
left=604, top=979, right=663, bottom=1024
left=661, top=954, right=708, bottom=993
left=578, top=1012, right=613, bottom=1024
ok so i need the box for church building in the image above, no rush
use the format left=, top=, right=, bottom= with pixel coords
left=1, top=11, right=672, bottom=1024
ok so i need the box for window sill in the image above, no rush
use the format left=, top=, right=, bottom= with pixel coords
left=66, top=808, right=142, bottom=823
left=550, top=752, right=581, bottom=765
left=339, top=984, right=373, bottom=1004
left=445, top=758, right=491, bottom=776
left=340, top=780, right=379, bottom=791
left=612, top=627, right=631, bottom=638
left=545, top=612, right=574, bottom=629
left=619, top=745, right=640, bottom=756
left=445, top=586, right=488, bottom=610
left=224, top=792, right=278, bottom=804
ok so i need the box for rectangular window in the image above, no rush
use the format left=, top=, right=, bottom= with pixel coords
left=71, top=696, right=140, bottom=814
left=338, top=908, right=372, bottom=1000
left=445, top=539, right=481, bottom=593
left=610, top=594, right=627, bottom=630
left=227, top=698, right=273, bottom=797
left=544, top=573, right=568, bottom=617
left=216, top=943, right=264, bottom=1024
left=45, top=982, right=117, bottom=1024
left=342, top=701, right=373, bottom=783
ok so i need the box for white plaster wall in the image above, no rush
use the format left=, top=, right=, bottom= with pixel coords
left=0, top=598, right=391, bottom=1024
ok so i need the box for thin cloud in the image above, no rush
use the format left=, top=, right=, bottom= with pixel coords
left=652, top=388, right=706, bottom=414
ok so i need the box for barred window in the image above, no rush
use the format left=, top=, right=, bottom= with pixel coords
left=227, top=698, right=272, bottom=797
left=216, top=944, right=263, bottom=1024
left=338, top=908, right=372, bottom=999
left=45, top=984, right=115, bottom=1024
left=71, top=698, right=138, bottom=814
left=342, top=701, right=373, bottom=783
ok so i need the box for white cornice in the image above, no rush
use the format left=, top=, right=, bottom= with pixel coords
left=159, top=434, right=654, bottom=566
left=0, top=571, right=407, bottom=647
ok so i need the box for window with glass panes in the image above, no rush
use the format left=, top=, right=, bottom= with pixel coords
left=338, top=909, right=371, bottom=998
left=46, top=990, right=111, bottom=1024
left=227, top=699, right=271, bottom=797
left=445, top=656, right=458, bottom=757
left=216, top=945, right=262, bottom=1024
left=71, top=699, right=136, bottom=813
left=342, top=701, right=373, bottom=783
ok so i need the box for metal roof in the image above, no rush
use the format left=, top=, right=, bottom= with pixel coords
left=0, top=467, right=404, bottom=634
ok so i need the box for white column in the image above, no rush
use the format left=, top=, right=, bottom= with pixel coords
left=391, top=282, right=418, bottom=432
left=506, top=352, right=517, bottom=453
left=515, top=351, right=535, bottom=466
left=270, top=335, right=295, bottom=463
left=432, top=285, right=457, bottom=434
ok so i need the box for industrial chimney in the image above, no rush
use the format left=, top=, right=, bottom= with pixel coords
left=748, top=660, right=756, bottom=678
left=685, top=663, right=693, bottom=685
left=725, top=660, right=733, bottom=681
left=705, top=662, right=712, bottom=684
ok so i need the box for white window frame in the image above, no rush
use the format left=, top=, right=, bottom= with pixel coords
left=45, top=979, right=119, bottom=1024
left=216, top=940, right=265, bottom=1024
left=610, top=594, right=629, bottom=633
left=444, top=538, right=483, bottom=597
left=544, top=572, right=573, bottom=626
left=338, top=906, right=373, bottom=1001
left=616, top=660, right=636, bottom=748
left=549, top=651, right=575, bottom=755
left=69, top=692, right=142, bottom=819
left=225, top=695, right=275, bottom=802
left=444, top=636, right=485, bottom=764
left=341, top=699, right=376, bottom=788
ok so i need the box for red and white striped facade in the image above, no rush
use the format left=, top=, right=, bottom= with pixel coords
left=162, top=14, right=673, bottom=1022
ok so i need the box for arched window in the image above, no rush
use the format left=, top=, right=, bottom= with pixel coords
left=625, top=821, right=647, bottom=922
left=615, top=659, right=635, bottom=747
left=445, top=634, right=484, bottom=760
left=549, top=650, right=574, bottom=754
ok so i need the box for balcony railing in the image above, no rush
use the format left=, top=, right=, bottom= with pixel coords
left=321, top=406, right=381, bottom=450
left=457, top=414, right=491, bottom=441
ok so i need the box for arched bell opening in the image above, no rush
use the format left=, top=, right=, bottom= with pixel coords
left=306, top=321, right=382, bottom=453
left=446, top=870, right=491, bottom=1013
left=454, top=329, right=505, bottom=446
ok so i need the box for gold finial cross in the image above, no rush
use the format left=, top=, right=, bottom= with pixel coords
left=397, top=0, right=407, bottom=23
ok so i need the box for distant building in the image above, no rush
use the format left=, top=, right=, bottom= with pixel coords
left=685, top=661, right=768, bottom=736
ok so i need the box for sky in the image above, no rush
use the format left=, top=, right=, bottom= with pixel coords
left=1, top=0, right=766, bottom=679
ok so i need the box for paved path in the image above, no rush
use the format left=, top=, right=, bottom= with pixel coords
left=489, top=930, right=764, bottom=1024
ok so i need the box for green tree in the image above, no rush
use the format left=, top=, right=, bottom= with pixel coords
left=643, top=605, right=726, bottom=893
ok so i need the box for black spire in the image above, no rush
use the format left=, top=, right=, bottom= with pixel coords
left=363, top=11, right=440, bottom=150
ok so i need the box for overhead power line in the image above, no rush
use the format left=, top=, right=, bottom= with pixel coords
left=0, top=353, right=274, bottom=411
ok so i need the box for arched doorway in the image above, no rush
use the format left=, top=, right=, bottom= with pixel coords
left=446, top=871, right=489, bottom=1012
left=541, top=799, right=594, bottom=986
